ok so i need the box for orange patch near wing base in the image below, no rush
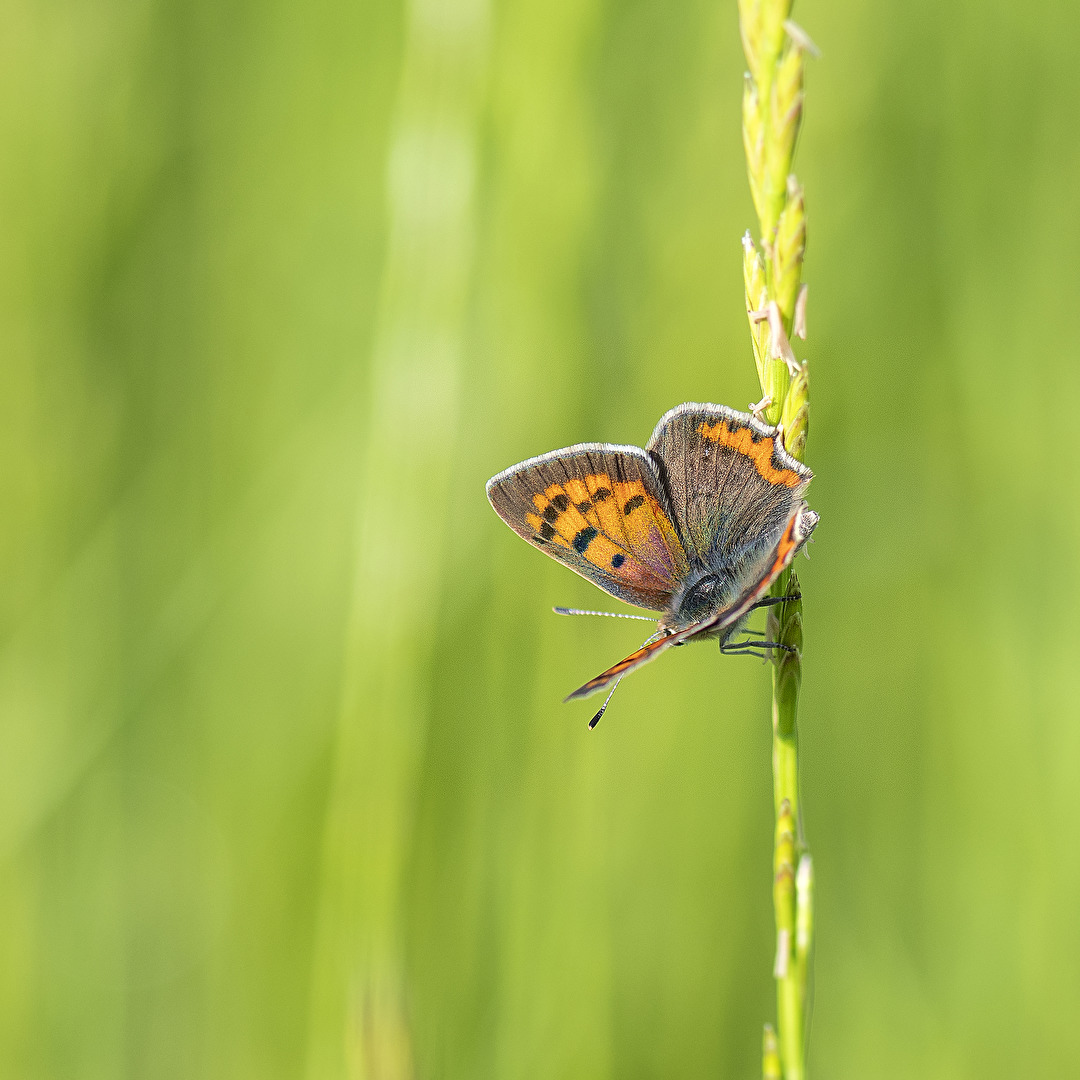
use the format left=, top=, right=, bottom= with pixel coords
left=697, top=420, right=802, bottom=488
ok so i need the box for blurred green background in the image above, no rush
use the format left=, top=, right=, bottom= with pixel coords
left=3, top=0, right=1080, bottom=1076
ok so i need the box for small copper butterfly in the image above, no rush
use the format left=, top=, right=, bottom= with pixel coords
left=486, top=402, right=818, bottom=724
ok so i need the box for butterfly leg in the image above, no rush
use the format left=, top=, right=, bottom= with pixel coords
left=749, top=591, right=802, bottom=612
left=725, top=638, right=795, bottom=652
left=721, top=638, right=796, bottom=657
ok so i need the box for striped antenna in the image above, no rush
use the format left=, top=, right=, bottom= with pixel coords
left=553, top=606, right=654, bottom=622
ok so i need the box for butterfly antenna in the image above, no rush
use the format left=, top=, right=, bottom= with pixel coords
left=553, top=606, right=654, bottom=622
left=588, top=677, right=624, bottom=730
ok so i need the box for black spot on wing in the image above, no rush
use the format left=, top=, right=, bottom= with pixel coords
left=611, top=553, right=625, bottom=569
left=623, top=494, right=646, bottom=515
left=541, top=493, right=571, bottom=522
left=539, top=522, right=556, bottom=540
left=575, top=501, right=591, bottom=514
left=573, top=526, right=598, bottom=554
left=593, top=487, right=612, bottom=502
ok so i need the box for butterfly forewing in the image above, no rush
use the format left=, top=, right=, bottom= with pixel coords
left=486, top=444, right=690, bottom=611
left=646, top=403, right=812, bottom=568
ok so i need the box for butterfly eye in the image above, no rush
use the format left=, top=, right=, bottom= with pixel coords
left=678, top=572, right=723, bottom=622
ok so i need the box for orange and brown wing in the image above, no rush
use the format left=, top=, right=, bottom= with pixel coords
left=646, top=402, right=812, bottom=567
left=486, top=443, right=690, bottom=611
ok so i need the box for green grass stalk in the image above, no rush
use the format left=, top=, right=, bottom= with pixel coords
left=737, top=1, right=816, bottom=1076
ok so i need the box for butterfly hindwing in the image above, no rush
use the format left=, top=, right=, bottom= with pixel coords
left=646, top=403, right=812, bottom=568
left=486, top=443, right=690, bottom=611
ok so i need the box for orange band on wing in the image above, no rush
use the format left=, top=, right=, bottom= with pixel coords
left=696, top=420, right=803, bottom=488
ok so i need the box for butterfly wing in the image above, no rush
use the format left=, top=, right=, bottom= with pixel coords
left=563, top=627, right=691, bottom=701
left=564, top=502, right=819, bottom=700
left=486, top=443, right=690, bottom=611
left=646, top=402, right=812, bottom=568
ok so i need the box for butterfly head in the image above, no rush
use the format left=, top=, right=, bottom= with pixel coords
left=665, top=568, right=733, bottom=631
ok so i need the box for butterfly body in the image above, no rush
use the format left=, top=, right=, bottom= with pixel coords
left=487, top=402, right=818, bottom=701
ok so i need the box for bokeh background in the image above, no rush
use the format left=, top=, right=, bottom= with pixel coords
left=4, top=0, right=1080, bottom=1076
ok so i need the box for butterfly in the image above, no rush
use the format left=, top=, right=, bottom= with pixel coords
left=486, top=402, right=818, bottom=724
